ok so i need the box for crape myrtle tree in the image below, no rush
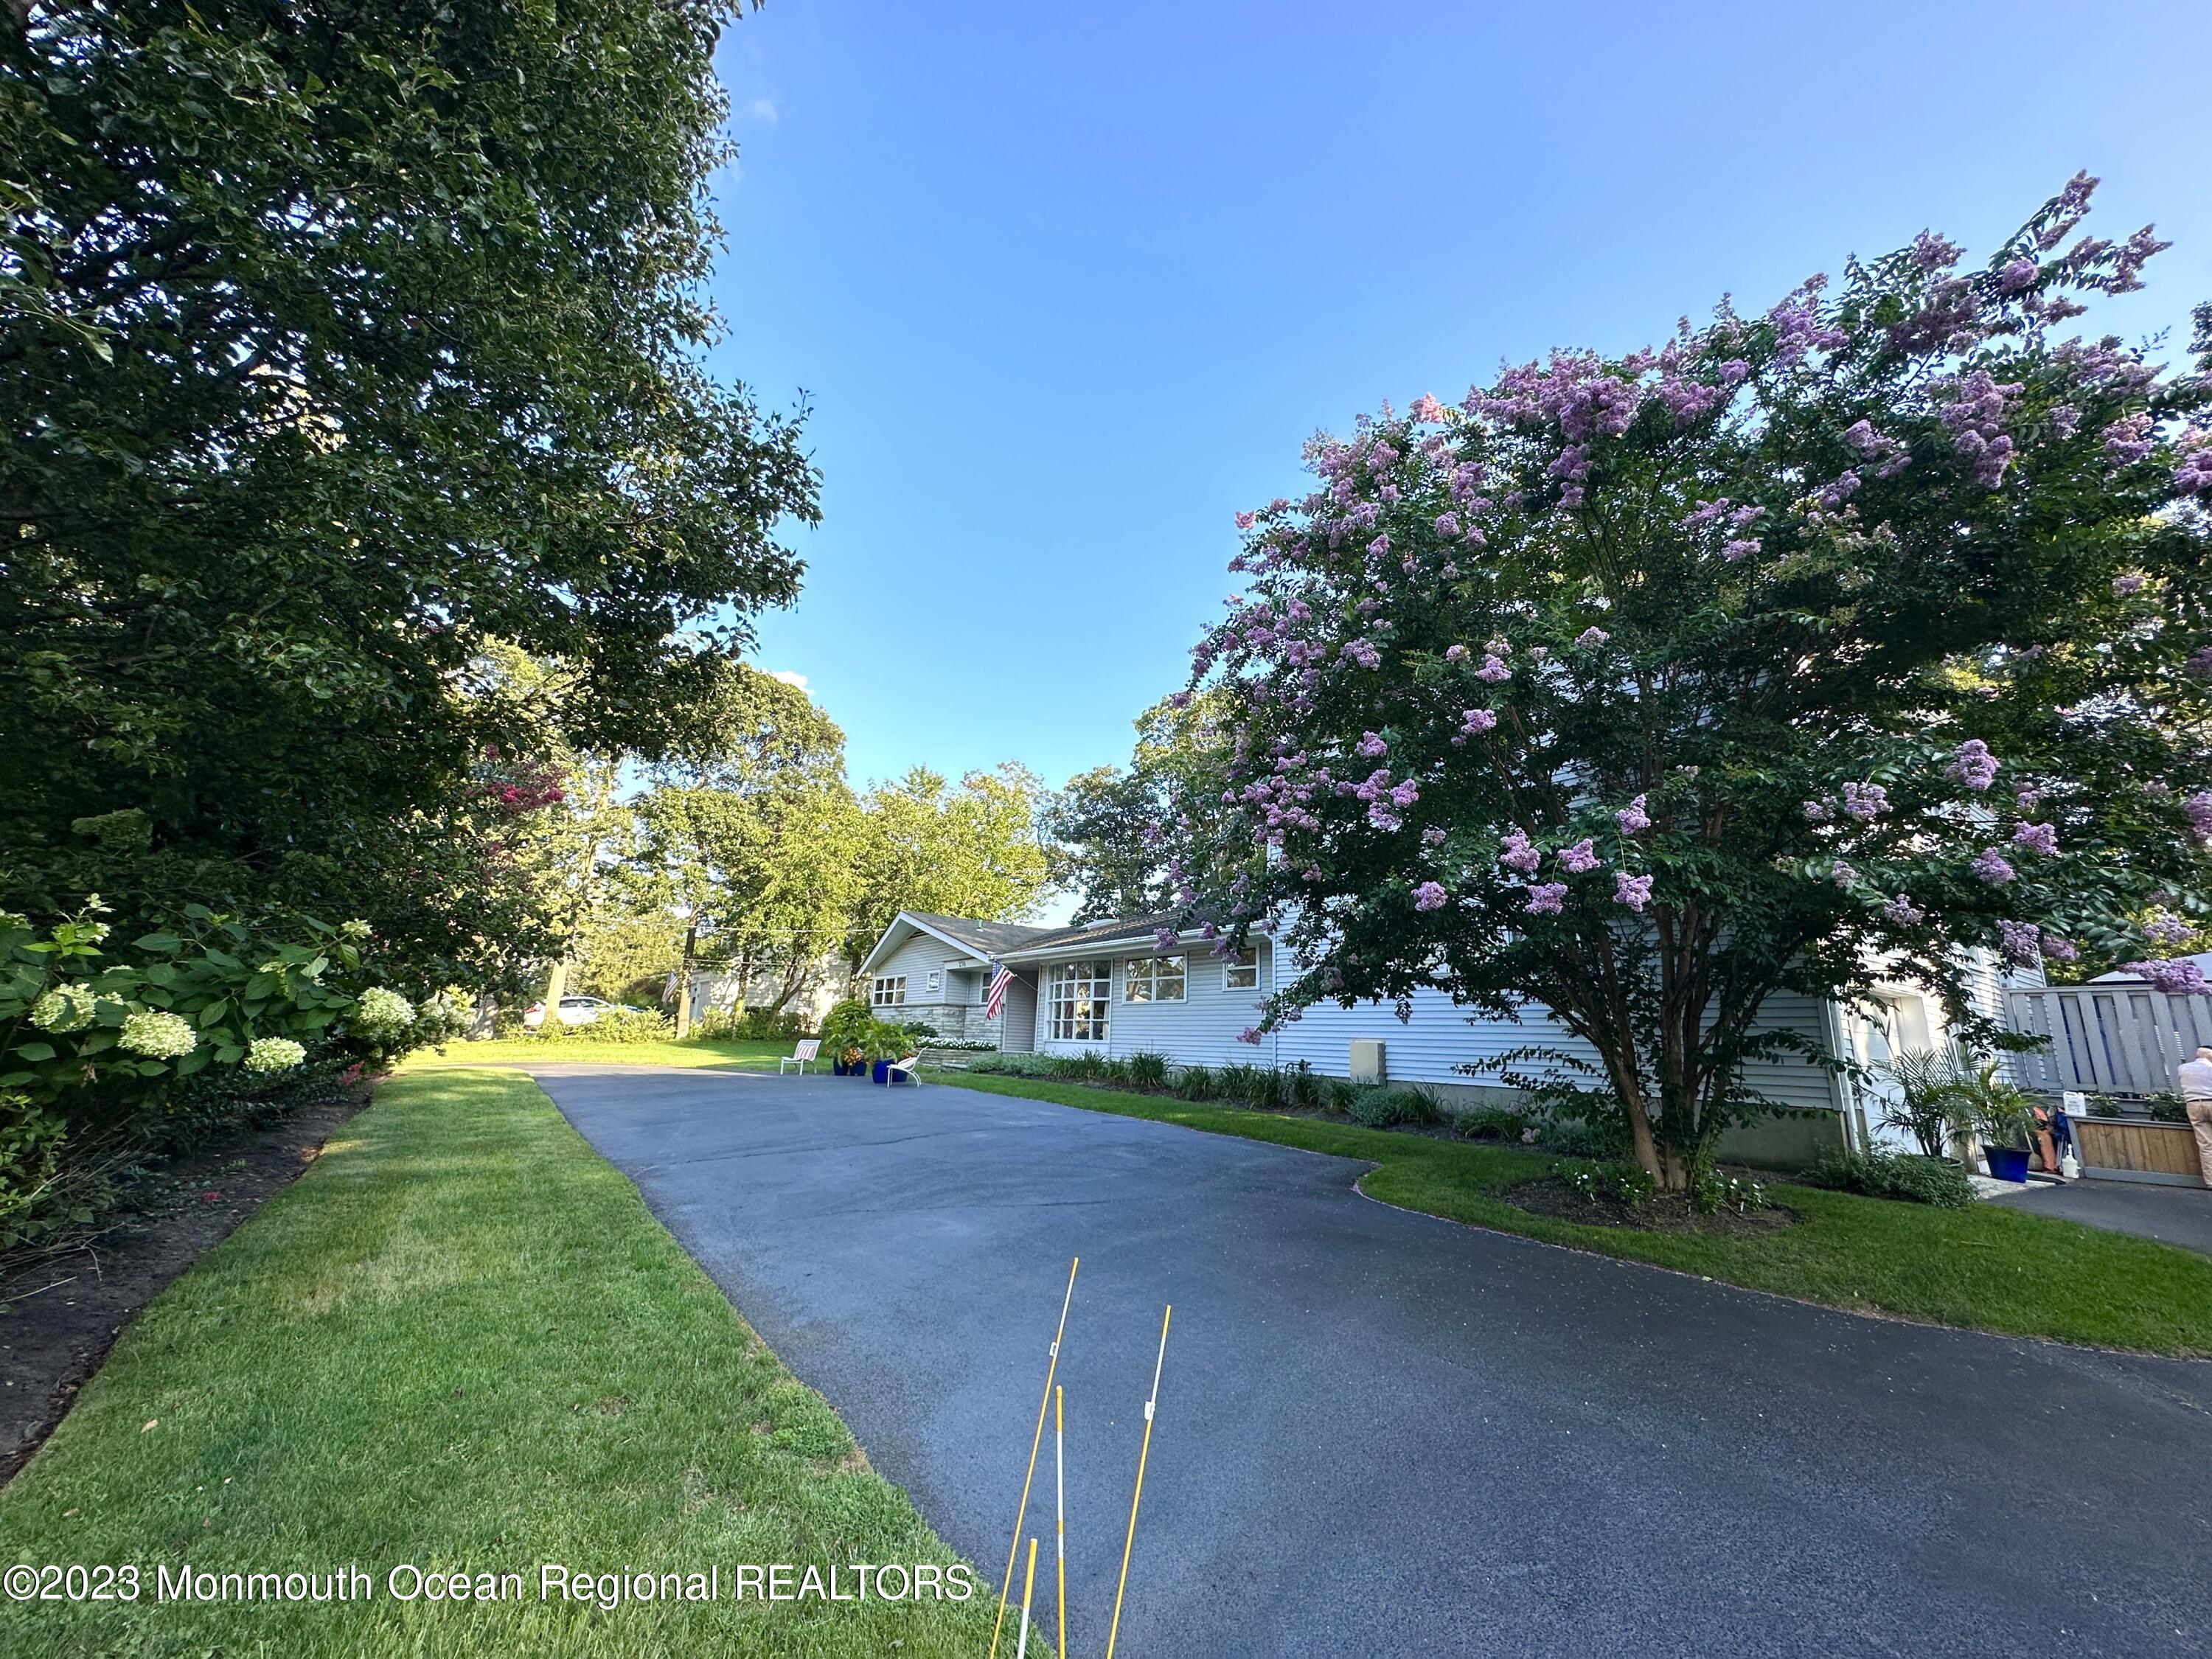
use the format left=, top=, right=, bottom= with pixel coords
left=1169, top=178, right=2212, bottom=1189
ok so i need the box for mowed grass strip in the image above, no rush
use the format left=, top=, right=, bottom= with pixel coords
left=400, top=1035, right=798, bottom=1072
left=1, top=1068, right=994, bottom=1658
left=931, top=1070, right=2212, bottom=1357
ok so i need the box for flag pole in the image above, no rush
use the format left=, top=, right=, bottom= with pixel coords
left=1105, top=1304, right=1172, bottom=1659
left=990, top=1257, right=1079, bottom=1659
left=1054, top=1385, right=1067, bottom=1659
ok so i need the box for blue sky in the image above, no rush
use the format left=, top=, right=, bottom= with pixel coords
left=706, top=0, right=2212, bottom=794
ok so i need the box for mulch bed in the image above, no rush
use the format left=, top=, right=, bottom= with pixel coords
left=1503, top=1173, right=1804, bottom=1239
left=0, top=1086, right=372, bottom=1486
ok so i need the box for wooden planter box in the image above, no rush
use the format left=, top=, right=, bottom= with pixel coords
left=2070, top=1116, right=2207, bottom=1187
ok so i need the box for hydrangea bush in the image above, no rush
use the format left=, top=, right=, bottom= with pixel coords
left=0, top=901, right=429, bottom=1103
left=1169, top=179, right=2212, bottom=1188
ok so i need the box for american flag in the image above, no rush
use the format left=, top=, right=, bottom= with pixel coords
left=984, top=964, right=1013, bottom=1019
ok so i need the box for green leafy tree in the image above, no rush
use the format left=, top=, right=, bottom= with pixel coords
left=0, top=1, right=817, bottom=981
left=1048, top=695, right=1233, bottom=922
left=628, top=667, right=848, bottom=1035
left=850, top=765, right=1052, bottom=959
left=1174, top=179, right=2212, bottom=1189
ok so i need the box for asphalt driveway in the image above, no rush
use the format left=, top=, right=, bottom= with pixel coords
left=535, top=1068, right=2212, bottom=1659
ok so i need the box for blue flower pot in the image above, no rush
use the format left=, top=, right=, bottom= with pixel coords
left=1986, top=1147, right=2031, bottom=1183
left=872, top=1060, right=891, bottom=1085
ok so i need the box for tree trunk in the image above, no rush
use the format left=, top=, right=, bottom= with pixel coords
left=768, top=950, right=807, bottom=1014
left=542, top=957, right=568, bottom=1015
left=674, top=917, right=698, bottom=1039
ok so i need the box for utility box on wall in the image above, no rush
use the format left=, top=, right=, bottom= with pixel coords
left=1348, top=1040, right=1386, bottom=1086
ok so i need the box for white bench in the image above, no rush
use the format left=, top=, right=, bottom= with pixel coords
left=779, top=1039, right=821, bottom=1075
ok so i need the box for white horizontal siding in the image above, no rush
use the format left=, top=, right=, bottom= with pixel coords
left=871, top=930, right=987, bottom=1006
left=1034, top=945, right=1269, bottom=1065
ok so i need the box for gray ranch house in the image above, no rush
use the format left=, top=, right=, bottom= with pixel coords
left=858, top=908, right=2042, bottom=1166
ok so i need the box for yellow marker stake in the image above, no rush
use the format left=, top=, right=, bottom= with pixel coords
left=1105, top=1304, right=1172, bottom=1659
left=1054, top=1385, right=1068, bottom=1659
left=1015, top=1537, right=1040, bottom=1659
left=991, top=1257, right=1079, bottom=1659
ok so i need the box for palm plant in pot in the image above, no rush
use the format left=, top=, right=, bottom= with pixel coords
left=1952, top=1061, right=2037, bottom=1182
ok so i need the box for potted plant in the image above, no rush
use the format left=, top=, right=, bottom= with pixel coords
left=818, top=998, right=874, bottom=1077
left=1954, top=1060, right=2037, bottom=1182
left=864, top=1018, right=914, bottom=1085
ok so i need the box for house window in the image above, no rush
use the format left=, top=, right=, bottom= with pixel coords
left=925, top=969, right=941, bottom=996
left=872, top=975, right=907, bottom=1007
left=1048, top=960, right=1112, bottom=1042
left=1123, top=955, right=1186, bottom=1003
left=1225, top=947, right=1259, bottom=991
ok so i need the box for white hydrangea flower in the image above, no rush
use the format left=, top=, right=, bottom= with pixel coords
left=119, top=1008, right=197, bottom=1059
left=353, top=986, right=414, bottom=1037
left=243, top=1036, right=307, bottom=1073
left=29, top=981, right=97, bottom=1032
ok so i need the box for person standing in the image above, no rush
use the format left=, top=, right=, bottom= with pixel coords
left=2180, top=1045, right=2212, bottom=1189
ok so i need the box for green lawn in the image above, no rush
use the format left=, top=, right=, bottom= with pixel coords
left=931, top=1070, right=2212, bottom=1357
left=1, top=1067, right=993, bottom=1658
left=402, top=1034, right=800, bottom=1071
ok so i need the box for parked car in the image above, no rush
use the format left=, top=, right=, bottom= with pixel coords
left=521, top=995, right=639, bottom=1029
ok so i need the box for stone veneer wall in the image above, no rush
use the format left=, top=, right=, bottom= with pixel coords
left=886, top=1001, right=1000, bottom=1046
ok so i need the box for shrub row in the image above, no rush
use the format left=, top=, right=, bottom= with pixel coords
left=1806, top=1149, right=1975, bottom=1208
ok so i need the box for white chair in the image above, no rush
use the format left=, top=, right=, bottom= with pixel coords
left=886, top=1053, right=922, bottom=1088
left=779, top=1039, right=821, bottom=1075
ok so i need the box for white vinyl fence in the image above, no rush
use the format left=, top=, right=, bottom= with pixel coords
left=2005, top=981, right=2212, bottom=1097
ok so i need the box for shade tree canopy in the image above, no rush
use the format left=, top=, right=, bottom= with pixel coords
left=1167, top=177, right=2212, bottom=1187
left=1, top=0, right=815, bottom=990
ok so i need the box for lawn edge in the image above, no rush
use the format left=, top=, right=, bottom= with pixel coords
left=926, top=1067, right=2212, bottom=1363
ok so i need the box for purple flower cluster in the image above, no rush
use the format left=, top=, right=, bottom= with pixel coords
left=1938, top=369, right=2023, bottom=488
left=1499, top=827, right=1542, bottom=874
left=1523, top=883, right=1568, bottom=916
left=1615, top=795, right=1651, bottom=835
left=1722, top=538, right=1761, bottom=563
left=1830, top=861, right=1859, bottom=888
left=1574, top=626, right=1610, bottom=647
left=1882, top=894, right=1925, bottom=925
left=1559, top=839, right=1599, bottom=874
left=2187, top=791, right=2212, bottom=842
left=2011, top=821, right=2059, bottom=857
left=1613, top=872, right=1653, bottom=911
left=2177, top=437, right=2212, bottom=496
left=2124, top=958, right=2211, bottom=997
left=1475, top=654, right=1512, bottom=684
left=1457, top=707, right=1498, bottom=740
left=1971, top=847, right=2017, bottom=883
left=1946, top=739, right=1998, bottom=791
left=2040, top=933, right=2079, bottom=964
left=1840, top=781, right=1888, bottom=821
left=2146, top=911, right=2193, bottom=947
left=2112, top=573, right=2146, bottom=597
left=2103, top=411, right=2154, bottom=467
left=1356, top=731, right=1388, bottom=758
left=1413, top=880, right=1448, bottom=912
left=1998, top=919, right=2042, bottom=964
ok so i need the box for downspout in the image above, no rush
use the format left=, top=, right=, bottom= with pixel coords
left=1268, top=936, right=1279, bottom=1071
left=1820, top=996, right=1867, bottom=1154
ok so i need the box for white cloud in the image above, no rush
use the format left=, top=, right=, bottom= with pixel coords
left=742, top=97, right=778, bottom=125
left=766, top=669, right=809, bottom=692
